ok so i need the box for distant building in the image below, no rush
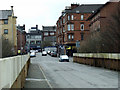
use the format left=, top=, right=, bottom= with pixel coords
left=0, top=6, right=17, bottom=54
left=26, top=25, right=43, bottom=50
left=17, top=24, right=26, bottom=54
left=42, top=26, right=56, bottom=46
left=56, top=4, right=103, bottom=56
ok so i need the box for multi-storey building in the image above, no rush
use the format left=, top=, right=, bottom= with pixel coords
left=88, top=1, right=120, bottom=36
left=42, top=26, right=56, bottom=46
left=17, top=24, right=26, bottom=54
left=26, top=25, right=43, bottom=50
left=56, top=4, right=103, bottom=56
left=0, top=6, right=17, bottom=54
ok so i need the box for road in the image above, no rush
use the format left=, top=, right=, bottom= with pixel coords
left=24, top=53, right=118, bottom=88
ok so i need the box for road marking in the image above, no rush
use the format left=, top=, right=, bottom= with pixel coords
left=26, top=78, right=48, bottom=82
left=39, top=65, right=53, bottom=89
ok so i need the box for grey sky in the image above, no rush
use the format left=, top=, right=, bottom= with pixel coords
left=0, top=0, right=109, bottom=32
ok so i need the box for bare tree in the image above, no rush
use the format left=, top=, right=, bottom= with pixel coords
left=41, top=41, right=53, bottom=48
left=78, top=5, right=120, bottom=53
left=0, top=36, right=14, bottom=58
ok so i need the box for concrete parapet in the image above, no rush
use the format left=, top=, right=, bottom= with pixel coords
left=0, top=54, right=30, bottom=89
left=73, top=53, right=120, bottom=71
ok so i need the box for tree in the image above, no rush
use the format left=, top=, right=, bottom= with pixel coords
left=41, top=41, right=53, bottom=48
left=0, top=36, right=14, bottom=58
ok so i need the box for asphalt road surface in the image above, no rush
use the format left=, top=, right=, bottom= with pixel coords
left=24, top=53, right=119, bottom=89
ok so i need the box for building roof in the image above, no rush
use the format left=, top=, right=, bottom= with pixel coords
left=26, top=30, right=43, bottom=35
left=42, top=26, right=56, bottom=31
left=0, top=10, right=12, bottom=20
left=87, top=1, right=120, bottom=20
left=57, top=4, right=104, bottom=22
left=65, top=4, right=103, bottom=13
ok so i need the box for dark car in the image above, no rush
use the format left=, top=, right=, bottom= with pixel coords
left=51, top=51, right=57, bottom=57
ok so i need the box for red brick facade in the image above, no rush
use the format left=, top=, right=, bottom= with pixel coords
left=89, top=2, right=120, bottom=36
left=56, top=4, right=102, bottom=56
left=17, top=30, right=26, bottom=54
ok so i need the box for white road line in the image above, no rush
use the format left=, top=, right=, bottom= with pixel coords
left=39, top=65, right=53, bottom=89
left=26, top=78, right=48, bottom=82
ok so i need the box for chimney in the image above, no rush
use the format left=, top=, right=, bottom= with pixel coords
left=36, top=25, right=38, bottom=30
left=11, top=6, right=13, bottom=11
left=11, top=6, right=14, bottom=16
left=71, top=4, right=79, bottom=9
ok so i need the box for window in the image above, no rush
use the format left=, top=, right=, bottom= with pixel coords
left=4, top=20, right=8, bottom=24
left=76, top=10, right=79, bottom=13
left=63, top=18, right=65, bottom=24
left=44, top=32, right=48, bottom=36
left=61, top=28, right=62, bottom=34
left=50, top=32, right=54, bottom=35
left=30, top=41, right=35, bottom=44
left=68, top=15, right=70, bottom=20
left=68, top=24, right=74, bottom=31
left=71, top=24, right=74, bottom=31
left=71, top=15, right=74, bottom=20
left=27, top=35, right=30, bottom=39
left=68, top=24, right=70, bottom=31
left=31, top=36, right=35, bottom=39
left=4, top=29, right=8, bottom=34
left=81, top=24, right=84, bottom=31
left=81, top=15, right=84, bottom=20
left=35, top=36, right=41, bottom=39
left=81, top=34, right=84, bottom=40
left=60, top=20, right=62, bottom=25
left=71, top=35, right=74, bottom=40
left=36, top=41, right=41, bottom=44
left=68, top=34, right=71, bottom=40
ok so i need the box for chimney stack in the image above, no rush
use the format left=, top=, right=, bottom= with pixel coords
left=71, top=4, right=79, bottom=9
left=11, top=6, right=14, bottom=16
left=11, top=6, right=13, bottom=11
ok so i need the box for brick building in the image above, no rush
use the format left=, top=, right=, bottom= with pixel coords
left=42, top=26, right=56, bottom=46
left=17, top=24, right=26, bottom=54
left=88, top=1, right=120, bottom=36
left=56, top=4, right=103, bottom=56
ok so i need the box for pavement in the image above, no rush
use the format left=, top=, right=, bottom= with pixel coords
left=24, top=62, right=51, bottom=88
left=24, top=53, right=119, bottom=89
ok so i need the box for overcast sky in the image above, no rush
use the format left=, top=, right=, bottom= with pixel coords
left=1, top=0, right=109, bottom=32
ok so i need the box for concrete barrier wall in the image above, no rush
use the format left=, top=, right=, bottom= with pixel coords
left=73, top=53, right=120, bottom=71
left=0, top=54, right=30, bottom=89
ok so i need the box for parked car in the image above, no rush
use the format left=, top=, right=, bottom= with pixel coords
left=59, top=55, right=69, bottom=62
left=38, top=49, right=41, bottom=52
left=30, top=51, right=36, bottom=57
left=51, top=51, right=57, bottom=57
left=42, top=51, right=47, bottom=56
left=47, top=50, right=51, bottom=55
left=34, top=50, right=38, bottom=53
left=30, top=50, right=36, bottom=53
